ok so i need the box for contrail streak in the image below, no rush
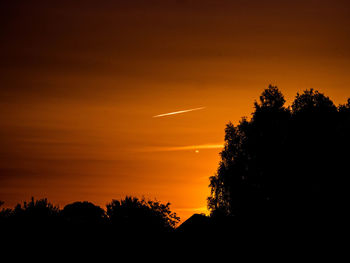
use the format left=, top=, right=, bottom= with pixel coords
left=153, top=107, right=206, bottom=118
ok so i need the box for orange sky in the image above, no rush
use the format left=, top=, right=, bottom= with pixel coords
left=1, top=0, right=349, bottom=221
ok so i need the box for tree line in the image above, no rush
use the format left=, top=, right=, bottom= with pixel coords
left=0, top=196, right=180, bottom=235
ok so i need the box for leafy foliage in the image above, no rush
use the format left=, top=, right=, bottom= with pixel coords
left=11, top=197, right=60, bottom=221
left=106, top=196, right=180, bottom=232
left=0, top=196, right=179, bottom=235
left=208, top=85, right=350, bottom=226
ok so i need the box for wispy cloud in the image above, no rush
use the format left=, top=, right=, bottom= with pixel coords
left=153, top=107, right=206, bottom=118
left=163, top=143, right=223, bottom=151
left=138, top=143, right=224, bottom=152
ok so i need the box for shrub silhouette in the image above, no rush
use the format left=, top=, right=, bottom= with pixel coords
left=208, top=85, right=350, bottom=231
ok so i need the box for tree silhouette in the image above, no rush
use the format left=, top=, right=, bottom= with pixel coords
left=208, top=85, right=350, bottom=230
left=106, top=196, right=180, bottom=233
left=62, top=201, right=106, bottom=225
left=0, top=196, right=180, bottom=235
left=11, top=197, right=60, bottom=223
left=0, top=197, right=61, bottom=237
left=0, top=201, right=11, bottom=225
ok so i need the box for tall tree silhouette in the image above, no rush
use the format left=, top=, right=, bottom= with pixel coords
left=208, top=85, right=350, bottom=229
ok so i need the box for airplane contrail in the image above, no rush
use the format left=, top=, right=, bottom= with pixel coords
left=153, top=107, right=206, bottom=118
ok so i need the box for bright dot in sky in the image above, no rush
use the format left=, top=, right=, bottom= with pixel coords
left=195, top=150, right=199, bottom=153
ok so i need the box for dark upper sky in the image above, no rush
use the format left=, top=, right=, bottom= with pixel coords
left=1, top=0, right=349, bottom=221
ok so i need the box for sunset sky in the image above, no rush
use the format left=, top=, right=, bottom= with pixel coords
left=1, top=0, right=349, bottom=221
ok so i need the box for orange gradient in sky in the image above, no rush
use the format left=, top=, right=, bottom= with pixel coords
left=1, top=0, right=350, bottom=221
